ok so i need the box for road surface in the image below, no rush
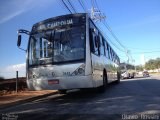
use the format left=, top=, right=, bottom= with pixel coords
left=0, top=75, right=160, bottom=120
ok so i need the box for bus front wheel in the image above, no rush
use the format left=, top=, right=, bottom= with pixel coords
left=98, top=72, right=108, bottom=93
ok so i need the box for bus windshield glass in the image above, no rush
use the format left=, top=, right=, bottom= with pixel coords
left=28, top=25, right=85, bottom=66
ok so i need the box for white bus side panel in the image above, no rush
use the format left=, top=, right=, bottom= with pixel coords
left=91, top=54, right=104, bottom=87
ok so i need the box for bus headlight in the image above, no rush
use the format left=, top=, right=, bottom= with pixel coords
left=71, top=64, right=85, bottom=76
left=78, top=68, right=84, bottom=74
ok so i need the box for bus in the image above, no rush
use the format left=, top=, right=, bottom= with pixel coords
left=17, top=13, right=121, bottom=93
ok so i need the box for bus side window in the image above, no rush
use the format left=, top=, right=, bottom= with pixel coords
left=106, top=42, right=110, bottom=59
left=89, top=28, right=99, bottom=56
left=102, top=38, right=106, bottom=56
left=112, top=50, right=115, bottom=62
left=89, top=28, right=95, bottom=52
left=110, top=47, right=113, bottom=61
left=97, top=36, right=101, bottom=56
left=99, top=34, right=104, bottom=56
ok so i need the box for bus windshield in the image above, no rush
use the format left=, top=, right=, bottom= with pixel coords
left=28, top=25, right=85, bottom=66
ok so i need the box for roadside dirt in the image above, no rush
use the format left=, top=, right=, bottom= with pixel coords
left=0, top=77, right=27, bottom=96
left=0, top=78, right=57, bottom=107
left=0, top=90, right=56, bottom=106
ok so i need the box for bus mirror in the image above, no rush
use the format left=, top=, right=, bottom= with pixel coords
left=17, top=35, right=21, bottom=47
left=90, top=28, right=96, bottom=33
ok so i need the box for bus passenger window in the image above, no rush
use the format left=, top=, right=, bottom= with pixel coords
left=102, top=38, right=106, bottom=56
left=97, top=36, right=100, bottom=56
left=99, top=35, right=104, bottom=56
left=89, top=28, right=99, bottom=56
left=106, top=42, right=110, bottom=59
left=110, top=48, right=113, bottom=61
left=89, top=28, right=94, bottom=52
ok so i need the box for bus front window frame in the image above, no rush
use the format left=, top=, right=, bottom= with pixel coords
left=28, top=25, right=86, bottom=66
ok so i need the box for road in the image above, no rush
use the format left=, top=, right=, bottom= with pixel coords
left=1, top=75, right=160, bottom=120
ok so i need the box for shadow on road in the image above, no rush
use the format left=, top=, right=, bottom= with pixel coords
left=1, top=78, right=160, bottom=120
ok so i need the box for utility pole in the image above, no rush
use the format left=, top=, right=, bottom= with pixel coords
left=16, top=71, right=18, bottom=93
left=90, top=7, right=106, bottom=21
left=125, top=49, right=130, bottom=64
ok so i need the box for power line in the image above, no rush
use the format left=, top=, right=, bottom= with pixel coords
left=91, top=0, right=95, bottom=7
left=132, top=51, right=160, bottom=54
left=89, top=0, right=127, bottom=59
left=67, top=0, right=77, bottom=13
left=105, top=34, right=125, bottom=53
left=94, top=0, right=101, bottom=13
left=124, top=46, right=160, bottom=51
left=61, top=0, right=72, bottom=13
left=78, top=1, right=125, bottom=53
left=102, top=21, right=126, bottom=49
left=91, top=0, right=126, bottom=50
left=92, top=0, right=135, bottom=63
left=60, top=0, right=130, bottom=61
left=78, top=0, right=86, bottom=12
left=96, top=23, right=125, bottom=52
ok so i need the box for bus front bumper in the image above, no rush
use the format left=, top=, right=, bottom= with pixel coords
left=27, top=75, right=94, bottom=90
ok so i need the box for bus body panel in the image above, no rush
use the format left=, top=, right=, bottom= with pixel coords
left=84, top=14, right=92, bottom=76
left=27, top=63, right=94, bottom=90
left=91, top=54, right=103, bottom=87
left=27, top=75, right=93, bottom=90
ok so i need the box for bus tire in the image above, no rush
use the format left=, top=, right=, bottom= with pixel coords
left=58, top=90, right=67, bottom=94
left=115, top=72, right=120, bottom=84
left=98, top=72, right=108, bottom=93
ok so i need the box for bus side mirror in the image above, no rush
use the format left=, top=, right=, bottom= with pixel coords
left=17, top=35, right=21, bottom=47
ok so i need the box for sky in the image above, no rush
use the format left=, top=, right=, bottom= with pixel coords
left=0, top=0, right=160, bottom=78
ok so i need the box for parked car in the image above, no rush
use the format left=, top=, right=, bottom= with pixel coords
left=143, top=71, right=149, bottom=77
left=121, top=71, right=135, bottom=79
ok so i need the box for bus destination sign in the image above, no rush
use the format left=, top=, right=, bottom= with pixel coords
left=36, top=19, right=73, bottom=31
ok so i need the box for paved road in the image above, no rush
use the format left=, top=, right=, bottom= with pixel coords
left=1, top=75, right=160, bottom=120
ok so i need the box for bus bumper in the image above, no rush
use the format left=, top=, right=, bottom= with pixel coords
left=27, top=75, right=94, bottom=90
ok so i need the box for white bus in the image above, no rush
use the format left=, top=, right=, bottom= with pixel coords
left=17, top=13, right=120, bottom=93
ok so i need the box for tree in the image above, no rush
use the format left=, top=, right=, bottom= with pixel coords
left=136, top=65, right=143, bottom=71
left=145, top=58, right=160, bottom=70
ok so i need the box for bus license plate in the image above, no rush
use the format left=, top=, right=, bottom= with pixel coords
left=48, top=79, right=59, bottom=84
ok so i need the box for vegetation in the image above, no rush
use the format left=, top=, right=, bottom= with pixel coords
left=134, top=58, right=160, bottom=71
left=135, top=65, right=144, bottom=71
left=145, top=58, right=160, bottom=70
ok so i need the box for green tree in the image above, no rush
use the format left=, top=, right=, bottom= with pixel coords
left=145, top=58, right=160, bottom=70
left=136, top=65, right=143, bottom=71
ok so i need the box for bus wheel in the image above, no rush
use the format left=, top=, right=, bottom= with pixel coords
left=98, top=73, right=107, bottom=93
left=115, top=72, right=120, bottom=84
left=58, top=90, right=67, bottom=94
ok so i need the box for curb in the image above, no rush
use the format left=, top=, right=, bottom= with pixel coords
left=0, top=91, right=58, bottom=110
